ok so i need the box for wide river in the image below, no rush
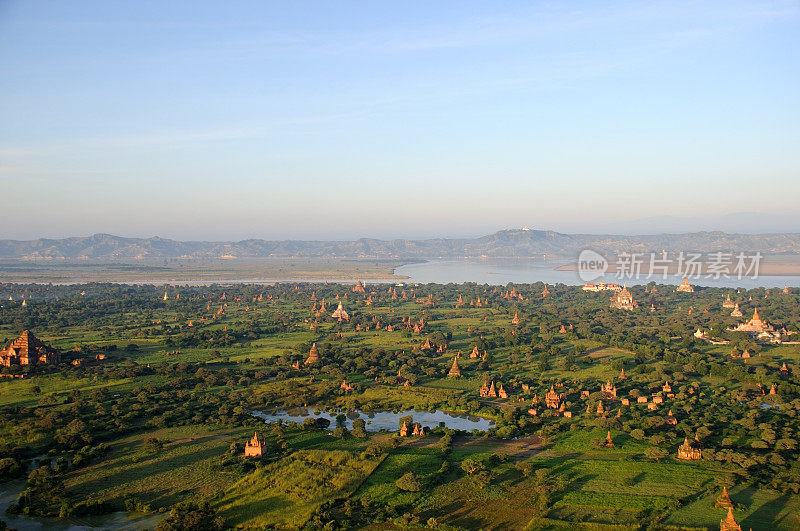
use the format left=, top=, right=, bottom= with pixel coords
left=95, top=259, right=800, bottom=288
left=393, top=260, right=800, bottom=289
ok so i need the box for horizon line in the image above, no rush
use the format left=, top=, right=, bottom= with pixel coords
left=5, top=227, right=800, bottom=243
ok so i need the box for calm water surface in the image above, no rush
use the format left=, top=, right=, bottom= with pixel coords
left=252, top=408, right=495, bottom=432
left=394, top=260, right=800, bottom=289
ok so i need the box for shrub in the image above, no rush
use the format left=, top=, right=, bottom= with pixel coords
left=361, top=443, right=384, bottom=460
left=352, top=418, right=367, bottom=438
left=515, top=460, right=534, bottom=477
left=144, top=437, right=165, bottom=453
left=125, top=497, right=153, bottom=513
left=0, top=458, right=22, bottom=479
left=395, top=471, right=422, bottom=492
left=155, top=502, right=222, bottom=531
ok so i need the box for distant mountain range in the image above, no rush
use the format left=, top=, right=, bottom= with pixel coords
left=1, top=230, right=800, bottom=262
left=572, top=212, right=800, bottom=235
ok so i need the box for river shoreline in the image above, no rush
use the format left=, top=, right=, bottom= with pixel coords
left=4, top=256, right=800, bottom=287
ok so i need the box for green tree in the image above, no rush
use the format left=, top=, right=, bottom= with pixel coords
left=461, top=458, right=485, bottom=475
left=155, top=502, right=223, bottom=531
left=396, top=471, right=422, bottom=492
left=0, top=458, right=22, bottom=479
left=351, top=418, right=367, bottom=438
left=644, top=447, right=668, bottom=462
left=55, top=419, right=92, bottom=448
left=20, top=466, right=66, bottom=517
left=144, top=437, right=164, bottom=453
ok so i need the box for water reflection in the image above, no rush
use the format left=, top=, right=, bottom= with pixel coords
left=252, top=408, right=495, bottom=432
left=394, top=259, right=800, bottom=289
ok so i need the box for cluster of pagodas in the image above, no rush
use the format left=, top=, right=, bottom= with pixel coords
left=398, top=420, right=426, bottom=437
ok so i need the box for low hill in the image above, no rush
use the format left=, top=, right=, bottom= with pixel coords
left=1, top=230, right=799, bottom=261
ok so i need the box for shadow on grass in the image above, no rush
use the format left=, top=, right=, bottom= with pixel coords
left=218, top=495, right=294, bottom=527
left=494, top=465, right=523, bottom=486
left=68, top=444, right=224, bottom=503
left=433, top=498, right=488, bottom=529
left=735, top=485, right=756, bottom=508
left=629, top=471, right=646, bottom=485
left=555, top=472, right=599, bottom=503
left=742, top=493, right=791, bottom=528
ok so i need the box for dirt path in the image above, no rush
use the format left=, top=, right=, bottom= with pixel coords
left=453, top=435, right=544, bottom=459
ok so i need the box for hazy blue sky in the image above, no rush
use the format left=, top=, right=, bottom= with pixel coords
left=1, top=1, right=799, bottom=240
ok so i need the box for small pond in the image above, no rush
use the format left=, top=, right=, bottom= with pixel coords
left=252, top=408, right=495, bottom=432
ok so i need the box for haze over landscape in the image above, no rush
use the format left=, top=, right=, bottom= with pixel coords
left=3, top=229, right=800, bottom=261
left=3, top=3, right=800, bottom=531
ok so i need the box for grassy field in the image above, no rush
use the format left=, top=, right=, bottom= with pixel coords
left=3, top=281, right=800, bottom=529
left=354, top=443, right=444, bottom=508
left=518, top=429, right=800, bottom=529
left=667, top=485, right=800, bottom=529
left=215, top=449, right=384, bottom=528
left=351, top=428, right=800, bottom=529
left=0, top=373, right=169, bottom=407
left=64, top=425, right=251, bottom=510
left=5, top=403, right=795, bottom=530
